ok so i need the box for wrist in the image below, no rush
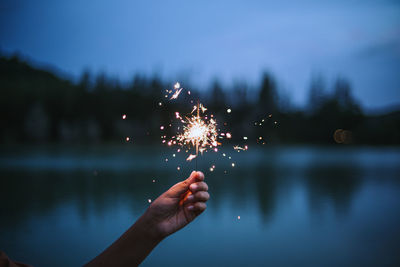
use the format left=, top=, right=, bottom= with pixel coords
left=136, top=208, right=166, bottom=242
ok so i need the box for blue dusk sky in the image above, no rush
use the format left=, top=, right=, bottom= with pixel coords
left=1, top=0, right=399, bottom=110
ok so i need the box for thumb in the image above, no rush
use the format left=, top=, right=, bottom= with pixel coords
left=167, top=171, right=202, bottom=198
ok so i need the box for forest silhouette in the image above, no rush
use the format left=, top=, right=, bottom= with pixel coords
left=1, top=55, right=399, bottom=145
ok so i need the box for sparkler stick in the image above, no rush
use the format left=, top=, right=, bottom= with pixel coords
left=195, top=100, right=200, bottom=170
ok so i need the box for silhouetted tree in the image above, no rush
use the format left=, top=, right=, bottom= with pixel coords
left=333, top=78, right=361, bottom=115
left=258, top=72, right=277, bottom=114
left=308, top=75, right=326, bottom=114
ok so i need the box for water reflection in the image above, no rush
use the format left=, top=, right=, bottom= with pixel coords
left=1, top=146, right=400, bottom=266
left=305, top=165, right=362, bottom=216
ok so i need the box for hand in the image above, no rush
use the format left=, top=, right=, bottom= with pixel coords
left=85, top=171, right=209, bottom=266
left=145, top=171, right=209, bottom=238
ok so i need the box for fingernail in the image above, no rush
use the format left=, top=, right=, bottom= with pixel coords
left=187, top=205, right=194, bottom=210
left=187, top=195, right=194, bottom=201
left=190, top=184, right=197, bottom=190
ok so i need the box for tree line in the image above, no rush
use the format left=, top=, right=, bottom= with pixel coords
left=1, top=55, right=399, bottom=145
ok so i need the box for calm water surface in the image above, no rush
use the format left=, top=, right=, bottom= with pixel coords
left=1, top=146, right=400, bottom=266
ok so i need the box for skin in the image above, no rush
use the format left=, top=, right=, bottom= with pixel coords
left=85, top=171, right=209, bottom=267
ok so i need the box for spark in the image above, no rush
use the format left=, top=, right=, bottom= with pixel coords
left=152, top=179, right=156, bottom=183
left=243, top=136, right=248, bottom=140
left=200, top=104, right=207, bottom=113
left=174, top=82, right=180, bottom=89
left=227, top=108, right=231, bottom=113
left=177, top=166, right=181, bottom=171
left=170, top=88, right=183, bottom=99
left=122, top=114, right=127, bottom=119
left=226, top=132, right=232, bottom=139
left=148, top=199, right=152, bottom=203
left=160, top=126, right=164, bottom=130
left=126, top=137, right=130, bottom=142
left=186, top=154, right=197, bottom=161
left=237, top=216, right=241, bottom=220
left=233, top=145, right=247, bottom=151
left=231, top=163, right=235, bottom=167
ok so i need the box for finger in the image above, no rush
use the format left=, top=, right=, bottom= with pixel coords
left=167, top=171, right=197, bottom=197
left=185, top=171, right=204, bottom=185
left=187, top=202, right=207, bottom=214
left=189, top=182, right=208, bottom=193
left=184, top=191, right=210, bottom=204
left=195, top=171, right=205, bottom=182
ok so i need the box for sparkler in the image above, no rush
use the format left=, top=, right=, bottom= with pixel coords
left=160, top=82, right=239, bottom=172
left=120, top=81, right=275, bottom=175
left=177, top=101, right=218, bottom=169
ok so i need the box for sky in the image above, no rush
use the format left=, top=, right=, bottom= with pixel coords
left=1, top=0, right=399, bottom=111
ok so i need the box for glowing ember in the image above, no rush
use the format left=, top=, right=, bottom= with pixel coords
left=234, top=145, right=248, bottom=151
left=186, top=154, right=197, bottom=161
left=170, top=88, right=183, bottom=100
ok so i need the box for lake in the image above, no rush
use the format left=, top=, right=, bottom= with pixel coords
left=1, top=145, right=400, bottom=266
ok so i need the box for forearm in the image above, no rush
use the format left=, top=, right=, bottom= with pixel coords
left=85, top=210, right=164, bottom=267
